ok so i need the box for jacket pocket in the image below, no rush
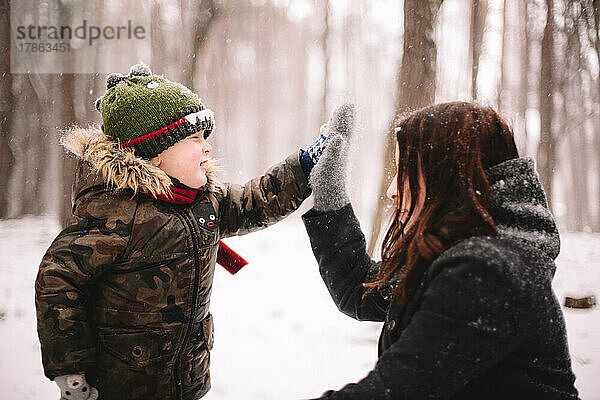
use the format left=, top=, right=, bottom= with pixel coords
left=110, top=253, right=188, bottom=274
left=201, top=313, right=214, bottom=350
left=98, top=329, right=169, bottom=368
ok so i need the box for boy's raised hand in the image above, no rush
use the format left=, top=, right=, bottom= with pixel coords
left=308, top=103, right=356, bottom=211
left=305, top=103, right=356, bottom=165
left=54, top=374, right=98, bottom=400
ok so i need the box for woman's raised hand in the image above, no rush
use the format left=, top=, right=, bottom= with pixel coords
left=309, top=103, right=356, bottom=211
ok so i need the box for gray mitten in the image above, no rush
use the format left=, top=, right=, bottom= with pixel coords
left=309, top=103, right=356, bottom=211
left=54, top=373, right=99, bottom=400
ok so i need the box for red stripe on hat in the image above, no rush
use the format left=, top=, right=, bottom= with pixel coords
left=120, top=116, right=188, bottom=148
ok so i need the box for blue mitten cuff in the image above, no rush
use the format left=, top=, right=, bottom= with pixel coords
left=300, top=149, right=316, bottom=177
left=305, top=129, right=331, bottom=165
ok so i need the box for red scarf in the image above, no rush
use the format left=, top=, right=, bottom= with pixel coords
left=154, top=186, right=199, bottom=204
left=153, top=186, right=248, bottom=275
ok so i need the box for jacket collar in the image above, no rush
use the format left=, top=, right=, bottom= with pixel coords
left=61, top=125, right=221, bottom=202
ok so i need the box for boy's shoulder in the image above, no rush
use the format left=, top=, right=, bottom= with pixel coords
left=73, top=187, right=140, bottom=225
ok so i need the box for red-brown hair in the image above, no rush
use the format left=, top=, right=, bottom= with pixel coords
left=365, top=102, right=519, bottom=304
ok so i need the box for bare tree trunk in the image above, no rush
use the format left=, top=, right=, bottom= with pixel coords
left=0, top=0, right=14, bottom=218
left=594, top=115, right=600, bottom=232
left=565, top=117, right=588, bottom=231
left=254, top=4, right=271, bottom=169
left=498, top=0, right=507, bottom=110
left=59, top=74, right=78, bottom=228
left=518, top=0, right=530, bottom=155
left=11, top=0, right=46, bottom=217
left=189, top=0, right=218, bottom=91
left=537, top=0, right=555, bottom=212
left=566, top=1, right=591, bottom=231
left=470, top=0, right=488, bottom=101
left=590, top=0, right=600, bottom=230
left=593, top=0, right=600, bottom=112
left=293, top=12, right=310, bottom=146
left=150, top=1, right=165, bottom=72
left=57, top=1, right=78, bottom=228
left=368, top=0, right=443, bottom=255
left=36, top=78, right=52, bottom=216
left=22, top=74, right=46, bottom=215
left=559, top=50, right=586, bottom=230
left=321, top=0, right=330, bottom=122
left=40, top=75, right=62, bottom=216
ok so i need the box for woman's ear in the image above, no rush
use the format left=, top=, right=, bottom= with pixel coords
left=151, top=155, right=161, bottom=167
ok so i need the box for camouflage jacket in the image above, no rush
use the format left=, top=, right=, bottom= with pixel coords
left=35, top=127, right=311, bottom=400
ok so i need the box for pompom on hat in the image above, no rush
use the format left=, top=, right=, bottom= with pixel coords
left=94, top=62, right=215, bottom=160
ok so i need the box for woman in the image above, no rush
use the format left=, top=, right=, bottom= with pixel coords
left=302, top=102, right=580, bottom=399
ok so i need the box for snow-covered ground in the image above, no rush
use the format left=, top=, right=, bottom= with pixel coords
left=0, top=214, right=598, bottom=399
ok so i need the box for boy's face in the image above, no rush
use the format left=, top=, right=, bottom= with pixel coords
left=151, top=131, right=212, bottom=189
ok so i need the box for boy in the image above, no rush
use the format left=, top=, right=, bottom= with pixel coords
left=35, top=63, right=346, bottom=400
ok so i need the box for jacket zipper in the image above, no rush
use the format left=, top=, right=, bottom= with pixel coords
left=173, top=208, right=202, bottom=400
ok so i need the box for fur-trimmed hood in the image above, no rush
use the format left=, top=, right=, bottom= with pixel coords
left=61, top=125, right=221, bottom=199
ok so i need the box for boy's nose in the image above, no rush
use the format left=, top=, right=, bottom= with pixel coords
left=203, top=141, right=212, bottom=154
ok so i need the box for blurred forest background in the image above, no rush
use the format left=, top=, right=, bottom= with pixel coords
left=1, top=0, right=600, bottom=251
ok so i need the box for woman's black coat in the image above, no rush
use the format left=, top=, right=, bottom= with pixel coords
left=302, top=157, right=580, bottom=400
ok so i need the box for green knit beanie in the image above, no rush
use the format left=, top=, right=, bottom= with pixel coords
left=95, top=62, right=215, bottom=160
